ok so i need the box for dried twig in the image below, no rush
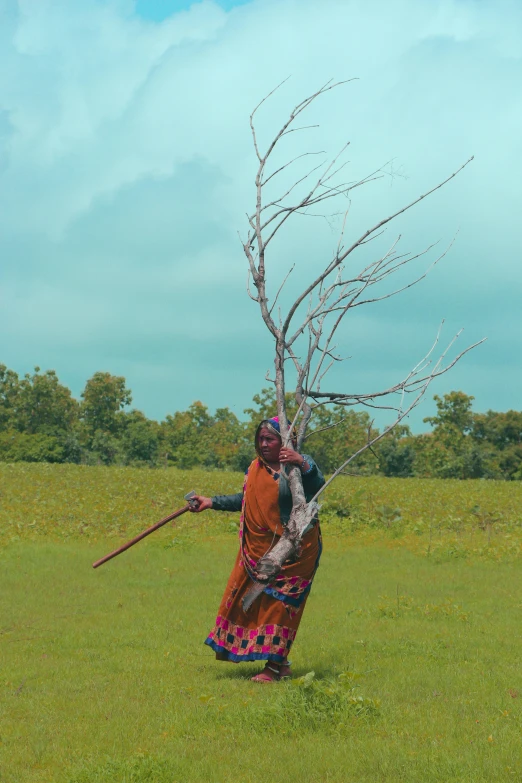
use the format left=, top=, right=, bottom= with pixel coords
left=240, top=79, right=482, bottom=609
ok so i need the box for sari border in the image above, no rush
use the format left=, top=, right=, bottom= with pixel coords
left=262, top=583, right=311, bottom=607
left=204, top=636, right=287, bottom=663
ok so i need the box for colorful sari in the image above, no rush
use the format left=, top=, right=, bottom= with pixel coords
left=204, top=453, right=324, bottom=663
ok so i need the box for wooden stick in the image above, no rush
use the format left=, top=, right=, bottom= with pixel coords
left=92, top=504, right=191, bottom=569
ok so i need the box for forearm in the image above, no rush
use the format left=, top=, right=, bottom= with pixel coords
left=210, top=492, right=244, bottom=512
left=301, top=455, right=325, bottom=496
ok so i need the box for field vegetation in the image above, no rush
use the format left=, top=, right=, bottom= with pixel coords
left=1, top=464, right=522, bottom=782
left=2, top=463, right=521, bottom=561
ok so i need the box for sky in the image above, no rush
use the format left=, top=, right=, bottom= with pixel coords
left=0, top=0, right=521, bottom=431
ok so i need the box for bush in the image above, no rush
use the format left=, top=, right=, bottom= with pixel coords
left=0, top=430, right=65, bottom=463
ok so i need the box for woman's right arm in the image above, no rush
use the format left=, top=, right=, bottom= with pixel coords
left=189, top=492, right=244, bottom=513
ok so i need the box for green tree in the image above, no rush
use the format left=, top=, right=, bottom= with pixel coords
left=160, top=402, right=210, bottom=469
left=121, top=410, right=160, bottom=466
left=210, top=407, right=251, bottom=470
left=81, top=372, right=132, bottom=439
left=0, top=364, right=21, bottom=431
left=420, top=392, right=483, bottom=479
left=424, top=391, right=475, bottom=440
left=15, top=367, right=78, bottom=435
left=160, top=401, right=247, bottom=470
left=85, top=430, right=124, bottom=466
left=376, top=425, right=415, bottom=478
left=472, top=410, right=522, bottom=450
left=471, top=410, right=522, bottom=479
left=305, top=407, right=380, bottom=474
left=0, top=366, right=80, bottom=463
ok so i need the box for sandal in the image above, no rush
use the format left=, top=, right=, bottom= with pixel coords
left=251, top=664, right=281, bottom=683
left=279, top=662, right=292, bottom=679
left=251, top=661, right=292, bottom=683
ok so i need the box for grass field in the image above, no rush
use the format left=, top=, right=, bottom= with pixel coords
left=1, top=465, right=522, bottom=782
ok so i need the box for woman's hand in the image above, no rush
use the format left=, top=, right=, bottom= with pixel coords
left=188, top=495, right=213, bottom=513
left=278, top=447, right=303, bottom=467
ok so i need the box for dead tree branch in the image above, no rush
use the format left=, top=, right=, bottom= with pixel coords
left=240, top=79, right=482, bottom=611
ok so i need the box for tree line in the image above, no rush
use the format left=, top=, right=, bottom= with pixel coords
left=0, top=364, right=520, bottom=479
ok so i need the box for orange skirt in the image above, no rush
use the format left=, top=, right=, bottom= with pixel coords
left=204, top=459, right=321, bottom=663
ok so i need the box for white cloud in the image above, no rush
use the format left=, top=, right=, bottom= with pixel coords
left=0, top=0, right=521, bottom=423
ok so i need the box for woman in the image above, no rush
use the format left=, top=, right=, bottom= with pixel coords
left=190, top=417, right=325, bottom=682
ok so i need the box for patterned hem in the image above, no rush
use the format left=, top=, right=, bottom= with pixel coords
left=204, top=637, right=287, bottom=663
left=206, top=617, right=295, bottom=661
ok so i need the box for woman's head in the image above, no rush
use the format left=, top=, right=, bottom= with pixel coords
left=256, top=422, right=281, bottom=464
left=255, top=417, right=296, bottom=464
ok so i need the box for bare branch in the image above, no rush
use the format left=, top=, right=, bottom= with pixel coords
left=261, top=151, right=326, bottom=187
left=249, top=76, right=292, bottom=161
left=251, top=78, right=356, bottom=173
left=269, top=264, right=295, bottom=316
left=246, top=268, right=260, bottom=302
left=239, top=81, right=482, bottom=603
left=282, top=157, right=474, bottom=336
left=308, top=334, right=487, bottom=405
left=282, top=124, right=320, bottom=136
left=303, top=417, right=349, bottom=440
left=311, top=334, right=485, bottom=503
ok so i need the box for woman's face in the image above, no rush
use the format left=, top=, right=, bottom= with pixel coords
left=258, top=427, right=281, bottom=464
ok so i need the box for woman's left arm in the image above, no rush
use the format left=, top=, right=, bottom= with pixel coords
left=279, top=447, right=325, bottom=495
left=300, top=454, right=325, bottom=495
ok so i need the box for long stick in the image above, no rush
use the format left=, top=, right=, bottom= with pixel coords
left=92, top=504, right=191, bottom=569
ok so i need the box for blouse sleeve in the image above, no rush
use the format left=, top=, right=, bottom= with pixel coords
left=301, top=454, right=325, bottom=499
left=210, top=492, right=244, bottom=512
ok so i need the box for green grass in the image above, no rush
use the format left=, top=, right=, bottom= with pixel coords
left=1, top=464, right=522, bottom=782
left=2, top=536, right=522, bottom=782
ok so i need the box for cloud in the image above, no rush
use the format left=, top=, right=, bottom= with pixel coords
left=0, top=0, right=521, bottom=427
